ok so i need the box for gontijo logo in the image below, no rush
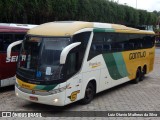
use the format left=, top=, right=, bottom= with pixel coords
left=89, top=62, right=101, bottom=68
left=129, top=51, right=146, bottom=60
left=17, top=78, right=36, bottom=90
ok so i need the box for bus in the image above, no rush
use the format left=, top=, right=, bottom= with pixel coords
left=0, top=23, right=37, bottom=87
left=7, top=21, right=155, bottom=106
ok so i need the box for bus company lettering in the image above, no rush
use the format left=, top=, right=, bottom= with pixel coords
left=129, top=51, right=146, bottom=60
left=21, top=83, right=31, bottom=89
left=6, top=55, right=26, bottom=63
left=89, top=62, right=101, bottom=68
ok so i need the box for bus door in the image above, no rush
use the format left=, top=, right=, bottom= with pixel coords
left=65, top=51, right=82, bottom=104
left=65, top=74, right=82, bottom=104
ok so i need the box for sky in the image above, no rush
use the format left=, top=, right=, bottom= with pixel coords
left=115, top=0, right=160, bottom=12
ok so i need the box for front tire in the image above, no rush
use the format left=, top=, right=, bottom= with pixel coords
left=80, top=82, right=95, bottom=104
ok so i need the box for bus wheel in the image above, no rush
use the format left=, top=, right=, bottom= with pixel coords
left=133, top=69, right=142, bottom=84
left=80, top=82, right=95, bottom=104
left=141, top=66, right=147, bottom=80
left=141, top=71, right=144, bottom=81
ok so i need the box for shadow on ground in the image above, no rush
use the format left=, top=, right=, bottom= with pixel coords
left=0, top=85, right=14, bottom=93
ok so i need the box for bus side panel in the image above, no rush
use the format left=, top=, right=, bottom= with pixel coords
left=81, top=55, right=102, bottom=96
left=0, top=52, right=18, bottom=86
left=82, top=54, right=131, bottom=95
left=100, top=53, right=130, bottom=91
left=122, top=51, right=140, bottom=80
left=65, top=74, right=82, bottom=105
left=148, top=47, right=155, bottom=73
left=122, top=47, right=155, bottom=80
left=82, top=70, right=100, bottom=97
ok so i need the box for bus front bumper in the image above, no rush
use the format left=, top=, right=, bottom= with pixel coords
left=15, top=85, right=66, bottom=106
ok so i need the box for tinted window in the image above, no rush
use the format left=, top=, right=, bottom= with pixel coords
left=128, top=34, right=155, bottom=50
left=142, top=35, right=155, bottom=48
left=117, top=33, right=129, bottom=42
left=15, top=34, right=25, bottom=41
left=88, top=33, right=104, bottom=60
left=0, top=33, right=25, bottom=52
left=0, top=34, right=3, bottom=51
left=88, top=32, right=119, bottom=60
left=3, top=34, right=13, bottom=51
left=65, top=32, right=91, bottom=77
left=13, top=34, right=25, bottom=51
left=88, top=32, right=155, bottom=61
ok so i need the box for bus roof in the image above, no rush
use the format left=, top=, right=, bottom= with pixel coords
left=0, top=26, right=28, bottom=33
left=0, top=23, right=38, bottom=33
left=0, top=23, right=37, bottom=29
left=27, top=21, right=155, bottom=36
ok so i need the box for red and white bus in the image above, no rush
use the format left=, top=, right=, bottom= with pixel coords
left=0, top=23, right=37, bottom=87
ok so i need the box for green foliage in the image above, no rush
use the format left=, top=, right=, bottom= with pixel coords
left=0, top=0, right=158, bottom=26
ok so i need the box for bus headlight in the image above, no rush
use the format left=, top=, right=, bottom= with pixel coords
left=53, top=98, right=59, bottom=103
left=16, top=92, right=19, bottom=96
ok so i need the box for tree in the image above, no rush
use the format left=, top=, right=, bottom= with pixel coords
left=0, top=0, right=158, bottom=26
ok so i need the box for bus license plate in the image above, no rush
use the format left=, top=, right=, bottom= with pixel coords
left=29, top=96, right=38, bottom=101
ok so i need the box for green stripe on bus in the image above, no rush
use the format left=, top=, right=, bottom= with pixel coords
left=42, top=84, right=58, bottom=91
left=34, top=84, right=58, bottom=91
left=93, top=28, right=115, bottom=32
left=34, top=85, right=45, bottom=90
left=113, top=53, right=129, bottom=77
left=103, top=53, right=122, bottom=80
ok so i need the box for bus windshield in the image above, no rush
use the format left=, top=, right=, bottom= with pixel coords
left=17, top=36, right=71, bottom=82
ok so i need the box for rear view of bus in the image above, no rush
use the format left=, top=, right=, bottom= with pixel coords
left=0, top=24, right=36, bottom=87
left=13, top=21, right=155, bottom=106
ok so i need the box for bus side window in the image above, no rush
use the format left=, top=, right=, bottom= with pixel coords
left=119, top=43, right=124, bottom=51
left=13, top=34, right=25, bottom=52
left=66, top=32, right=91, bottom=76
left=151, top=36, right=155, bottom=47
left=0, top=34, right=3, bottom=51
left=3, top=34, right=13, bottom=51
left=95, top=44, right=103, bottom=52
left=112, top=43, right=124, bottom=52
left=15, top=34, right=25, bottom=41
left=66, top=52, right=77, bottom=75
left=103, top=44, right=111, bottom=52
left=135, top=41, right=142, bottom=49
left=128, top=43, right=134, bottom=50
left=88, top=32, right=104, bottom=60
left=143, top=35, right=155, bottom=48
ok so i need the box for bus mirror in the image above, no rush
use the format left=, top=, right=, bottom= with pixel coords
left=7, top=40, right=23, bottom=58
left=60, top=42, right=81, bottom=64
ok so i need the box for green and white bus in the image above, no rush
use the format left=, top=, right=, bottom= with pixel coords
left=7, top=21, right=155, bottom=106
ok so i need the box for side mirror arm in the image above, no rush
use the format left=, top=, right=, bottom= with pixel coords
left=60, top=42, right=81, bottom=64
left=7, top=40, right=23, bottom=58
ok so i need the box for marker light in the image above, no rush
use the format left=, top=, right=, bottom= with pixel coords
left=53, top=98, right=59, bottom=103
left=16, top=92, right=19, bottom=96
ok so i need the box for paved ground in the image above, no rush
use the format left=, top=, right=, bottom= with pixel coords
left=1, top=48, right=160, bottom=120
